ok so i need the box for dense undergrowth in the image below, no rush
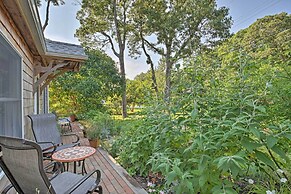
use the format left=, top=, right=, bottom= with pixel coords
left=108, top=14, right=291, bottom=193
left=111, top=52, right=291, bottom=193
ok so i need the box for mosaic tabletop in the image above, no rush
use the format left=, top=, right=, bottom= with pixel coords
left=52, top=146, right=96, bottom=162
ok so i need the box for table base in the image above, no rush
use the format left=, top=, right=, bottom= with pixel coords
left=62, top=159, right=88, bottom=175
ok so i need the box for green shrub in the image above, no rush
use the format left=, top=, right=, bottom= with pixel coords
left=113, top=54, right=291, bottom=193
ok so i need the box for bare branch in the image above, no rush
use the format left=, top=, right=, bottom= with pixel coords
left=42, top=0, right=51, bottom=31
left=143, top=38, right=165, bottom=56
left=101, top=32, right=119, bottom=57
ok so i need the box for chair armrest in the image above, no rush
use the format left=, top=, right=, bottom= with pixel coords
left=2, top=184, right=13, bottom=194
left=62, top=133, right=80, bottom=144
left=47, top=162, right=63, bottom=180
left=65, top=169, right=102, bottom=194
left=37, top=141, right=57, bottom=153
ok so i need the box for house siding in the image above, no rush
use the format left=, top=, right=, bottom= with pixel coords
left=0, top=2, right=35, bottom=140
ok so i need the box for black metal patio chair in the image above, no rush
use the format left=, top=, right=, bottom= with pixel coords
left=0, top=136, right=102, bottom=194
left=28, top=113, right=80, bottom=159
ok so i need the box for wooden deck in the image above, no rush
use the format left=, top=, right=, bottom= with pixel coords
left=0, top=122, right=147, bottom=194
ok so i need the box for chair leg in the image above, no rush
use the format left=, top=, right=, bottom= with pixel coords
left=96, top=186, right=102, bottom=194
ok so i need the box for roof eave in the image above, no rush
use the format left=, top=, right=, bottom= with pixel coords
left=45, top=51, right=88, bottom=61
left=15, top=0, right=46, bottom=55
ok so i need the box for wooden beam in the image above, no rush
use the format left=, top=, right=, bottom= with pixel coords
left=34, top=61, right=53, bottom=76
left=33, top=62, right=69, bottom=93
left=40, top=69, right=70, bottom=92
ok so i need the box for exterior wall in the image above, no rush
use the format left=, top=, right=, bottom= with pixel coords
left=0, top=2, right=35, bottom=140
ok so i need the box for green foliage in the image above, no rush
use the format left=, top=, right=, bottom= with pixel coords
left=83, top=110, right=114, bottom=140
left=126, top=63, right=165, bottom=110
left=49, top=49, right=121, bottom=115
left=128, top=0, right=232, bottom=100
left=113, top=14, right=291, bottom=193
left=76, top=0, right=132, bottom=117
left=86, top=126, right=102, bottom=140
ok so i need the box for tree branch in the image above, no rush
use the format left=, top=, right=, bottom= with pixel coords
left=143, top=38, right=165, bottom=56
left=140, top=30, right=159, bottom=96
left=101, top=31, right=119, bottom=57
left=42, top=0, right=51, bottom=32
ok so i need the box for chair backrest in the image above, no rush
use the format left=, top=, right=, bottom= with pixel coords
left=28, top=113, right=62, bottom=150
left=0, top=136, right=56, bottom=194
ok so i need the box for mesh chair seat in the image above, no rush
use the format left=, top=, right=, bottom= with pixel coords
left=51, top=172, right=98, bottom=193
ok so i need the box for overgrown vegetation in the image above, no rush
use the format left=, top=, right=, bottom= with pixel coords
left=112, top=13, right=291, bottom=193
left=50, top=13, right=291, bottom=193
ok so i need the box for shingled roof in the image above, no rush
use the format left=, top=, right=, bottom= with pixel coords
left=45, top=39, right=86, bottom=57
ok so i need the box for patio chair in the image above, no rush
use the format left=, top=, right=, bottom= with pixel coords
left=28, top=113, right=80, bottom=159
left=0, top=136, right=102, bottom=194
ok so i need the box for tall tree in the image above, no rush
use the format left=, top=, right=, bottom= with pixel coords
left=49, top=50, right=122, bottom=114
left=76, top=0, right=132, bottom=118
left=131, top=0, right=232, bottom=102
left=36, top=0, right=65, bottom=32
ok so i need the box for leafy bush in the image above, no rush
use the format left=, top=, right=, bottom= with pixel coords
left=82, top=110, right=114, bottom=140
left=113, top=52, right=291, bottom=193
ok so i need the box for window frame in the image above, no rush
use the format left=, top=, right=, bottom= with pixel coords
left=0, top=32, right=24, bottom=178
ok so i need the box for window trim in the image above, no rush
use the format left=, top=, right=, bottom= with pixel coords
left=0, top=32, right=24, bottom=178
left=0, top=31, right=24, bottom=138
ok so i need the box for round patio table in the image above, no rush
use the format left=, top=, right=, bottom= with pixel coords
left=52, top=146, right=96, bottom=175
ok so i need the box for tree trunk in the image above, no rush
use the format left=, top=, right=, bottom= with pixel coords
left=164, top=45, right=172, bottom=103
left=112, top=0, right=127, bottom=118
left=131, top=102, right=135, bottom=112
left=119, top=54, right=128, bottom=118
left=42, top=0, right=51, bottom=32
left=164, top=61, right=172, bottom=103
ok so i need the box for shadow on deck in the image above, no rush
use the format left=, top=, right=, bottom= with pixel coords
left=0, top=122, right=147, bottom=194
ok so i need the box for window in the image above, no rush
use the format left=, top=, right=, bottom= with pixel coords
left=0, top=34, right=22, bottom=137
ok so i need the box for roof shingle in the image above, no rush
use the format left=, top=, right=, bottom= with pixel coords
left=45, top=39, right=86, bottom=57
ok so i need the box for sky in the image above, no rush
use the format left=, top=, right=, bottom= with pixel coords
left=38, top=0, right=291, bottom=79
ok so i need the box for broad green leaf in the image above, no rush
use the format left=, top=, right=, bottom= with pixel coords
left=229, top=163, right=240, bottom=178
left=255, top=150, right=276, bottom=168
left=256, top=105, right=266, bottom=113
left=190, top=108, right=198, bottom=119
left=225, top=187, right=238, bottom=194
left=241, top=137, right=262, bottom=152
left=217, top=157, right=229, bottom=170
left=271, top=145, right=289, bottom=161
left=233, top=126, right=248, bottom=132
left=212, top=186, right=223, bottom=194
left=182, top=172, right=193, bottom=180
left=245, top=100, right=254, bottom=107
left=173, top=165, right=183, bottom=177
left=285, top=133, right=291, bottom=140
left=166, top=171, right=176, bottom=185
left=266, top=136, right=278, bottom=148
left=199, top=174, right=207, bottom=187
left=185, top=180, right=194, bottom=193
left=156, top=163, right=168, bottom=171
left=250, top=127, right=261, bottom=139
left=230, top=159, right=243, bottom=178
